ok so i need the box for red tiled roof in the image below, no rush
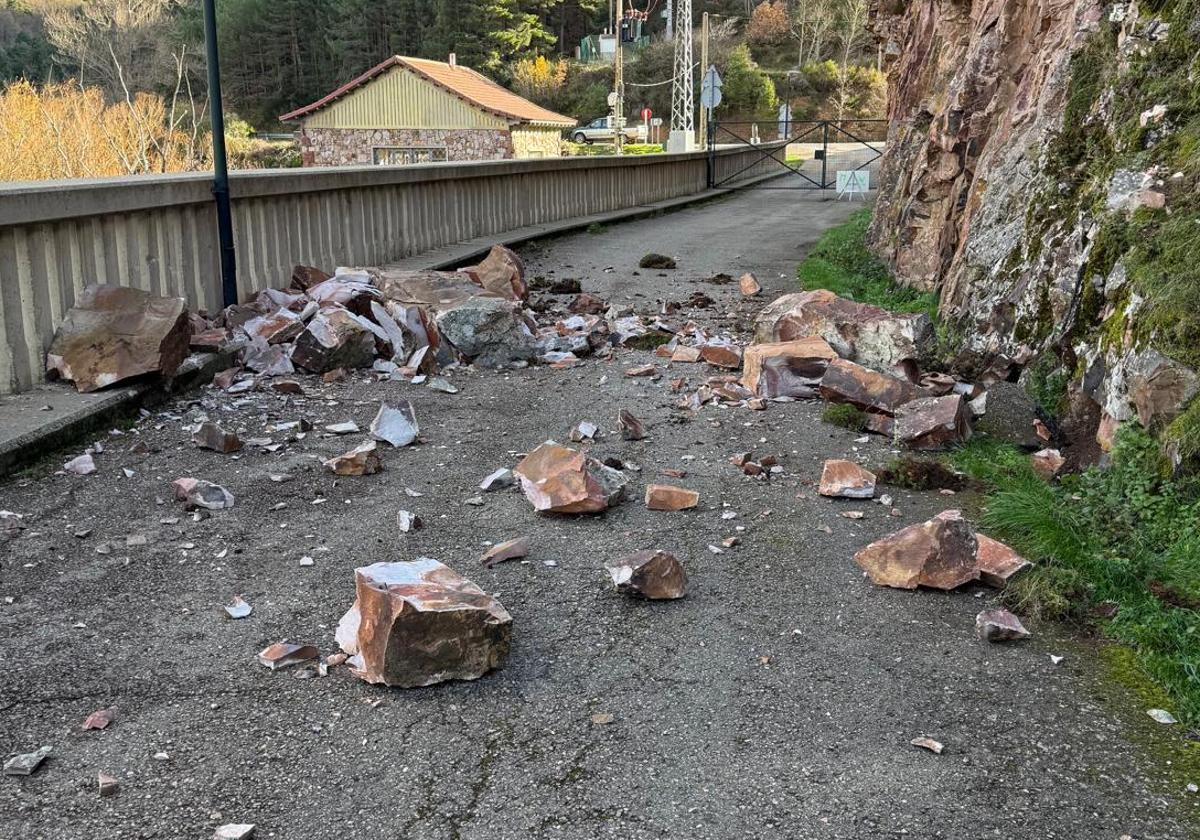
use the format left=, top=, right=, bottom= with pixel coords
left=279, top=55, right=576, bottom=127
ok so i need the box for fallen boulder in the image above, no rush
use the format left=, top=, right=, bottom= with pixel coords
left=818, top=460, right=876, bottom=499
left=819, top=358, right=922, bottom=416
left=742, top=337, right=838, bottom=397
left=460, top=244, right=527, bottom=301
left=605, top=550, right=688, bottom=599
left=335, top=558, right=512, bottom=687
left=46, top=285, right=190, bottom=393
left=976, top=608, right=1030, bottom=642
left=853, top=510, right=979, bottom=590
left=292, top=308, right=376, bottom=373
left=754, top=288, right=934, bottom=372
left=434, top=297, right=536, bottom=368
left=514, top=442, right=627, bottom=514
left=894, top=395, right=972, bottom=450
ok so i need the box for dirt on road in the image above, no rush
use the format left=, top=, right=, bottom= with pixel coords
left=0, top=191, right=1191, bottom=839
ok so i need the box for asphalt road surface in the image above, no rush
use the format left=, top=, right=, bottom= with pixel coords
left=0, top=189, right=1191, bottom=839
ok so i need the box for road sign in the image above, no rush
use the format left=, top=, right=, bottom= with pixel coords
left=641, top=107, right=652, bottom=122
left=700, top=66, right=722, bottom=109
left=607, top=91, right=618, bottom=107
left=836, top=170, right=870, bottom=200
left=650, top=117, right=663, bottom=126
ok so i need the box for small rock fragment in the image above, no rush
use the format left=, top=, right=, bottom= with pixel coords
left=644, top=484, right=699, bottom=511
left=591, top=712, right=615, bottom=726
left=481, top=537, right=530, bottom=568
left=257, top=642, right=319, bottom=670
left=172, top=478, right=235, bottom=510
left=324, top=441, right=383, bottom=476
left=1031, top=448, right=1065, bottom=480
left=975, top=608, right=1030, bottom=642
left=224, top=595, right=253, bottom=620
left=397, top=509, right=422, bottom=533
left=975, top=534, right=1032, bottom=588
left=910, top=737, right=944, bottom=755
left=214, top=825, right=256, bottom=840
left=618, top=409, right=646, bottom=440
left=64, top=454, right=96, bottom=476
left=738, top=272, right=762, bottom=296
left=818, top=460, right=876, bottom=499
left=569, top=421, right=599, bottom=442
left=82, top=707, right=117, bottom=730
left=370, top=401, right=419, bottom=447
left=605, top=549, right=687, bottom=599
left=1148, top=708, right=1178, bottom=724
left=3, top=746, right=51, bottom=776
left=324, top=421, right=359, bottom=435
left=479, top=468, right=515, bottom=492
left=192, top=422, right=243, bottom=454
left=97, top=771, right=119, bottom=797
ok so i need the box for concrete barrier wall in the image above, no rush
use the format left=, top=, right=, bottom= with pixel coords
left=0, top=145, right=779, bottom=395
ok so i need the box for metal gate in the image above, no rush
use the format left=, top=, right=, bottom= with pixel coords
left=706, top=119, right=886, bottom=191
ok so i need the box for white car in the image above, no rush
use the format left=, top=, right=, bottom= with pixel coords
left=570, top=116, right=646, bottom=144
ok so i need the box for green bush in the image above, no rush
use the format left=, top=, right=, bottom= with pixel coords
left=821, top=403, right=867, bottom=431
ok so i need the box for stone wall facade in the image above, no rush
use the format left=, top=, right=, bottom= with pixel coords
left=298, top=127, right=515, bottom=166
left=511, top=127, right=564, bottom=159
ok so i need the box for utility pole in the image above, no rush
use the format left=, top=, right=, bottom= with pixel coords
left=667, top=0, right=693, bottom=151
left=665, top=0, right=673, bottom=38
left=202, top=0, right=237, bottom=308
left=697, top=11, right=709, bottom=148
left=613, top=0, right=624, bottom=155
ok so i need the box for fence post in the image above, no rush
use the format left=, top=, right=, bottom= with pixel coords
left=706, top=118, right=716, bottom=188
left=820, top=121, right=829, bottom=189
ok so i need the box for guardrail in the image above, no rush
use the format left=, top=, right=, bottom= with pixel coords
left=0, top=146, right=777, bottom=394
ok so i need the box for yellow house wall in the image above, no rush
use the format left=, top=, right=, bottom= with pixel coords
left=302, top=66, right=508, bottom=130
left=511, top=127, right=563, bottom=159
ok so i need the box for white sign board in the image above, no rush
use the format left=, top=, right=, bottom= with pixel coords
left=836, top=170, right=870, bottom=200
left=699, top=65, right=722, bottom=109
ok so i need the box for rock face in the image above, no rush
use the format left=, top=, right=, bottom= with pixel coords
left=514, top=442, right=627, bottom=514
left=754, top=289, right=933, bottom=371
left=46, top=285, right=189, bottom=393
left=867, top=0, right=1198, bottom=461
left=336, top=559, right=512, bottom=688
left=854, top=510, right=979, bottom=590
left=605, top=550, right=688, bottom=599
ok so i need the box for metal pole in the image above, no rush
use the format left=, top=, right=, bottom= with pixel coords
left=706, top=114, right=715, bottom=188
left=697, top=12, right=709, bottom=148
left=203, top=0, right=237, bottom=308
left=820, top=120, right=829, bottom=189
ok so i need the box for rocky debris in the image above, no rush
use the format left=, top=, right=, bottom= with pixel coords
left=639, top=253, right=676, bottom=269
left=645, top=484, right=699, bottom=511
left=257, top=642, right=318, bottom=670
left=64, top=453, right=96, bottom=476
left=625, top=363, right=657, bottom=377
left=975, top=534, right=1032, bottom=588
left=895, top=395, right=972, bottom=450
left=243, top=309, right=305, bottom=345
left=910, top=737, right=944, bottom=755
left=192, top=422, right=243, bottom=454
left=618, top=409, right=646, bottom=440
left=172, top=478, right=235, bottom=510
left=291, top=264, right=330, bottom=291
left=479, top=468, right=515, bottom=491
left=854, top=510, right=979, bottom=590
left=325, top=421, right=359, bottom=435
left=699, top=342, right=743, bottom=370
left=605, top=549, right=688, bottom=600
left=306, top=271, right=382, bottom=315
left=242, top=339, right=295, bottom=377
left=742, top=338, right=838, bottom=398
left=396, top=510, right=422, bottom=533
left=82, top=707, right=116, bottom=730
left=224, top=595, right=253, bottom=619
left=214, top=824, right=256, bottom=840
left=514, top=442, right=628, bottom=514
left=481, top=537, right=530, bottom=567
left=1148, top=708, right=1178, bottom=725
left=46, top=285, right=190, bottom=393
left=434, top=297, right=536, bottom=367
left=819, top=358, right=922, bottom=416
left=818, top=460, right=877, bottom=499
left=292, top=308, right=376, bottom=373
left=370, top=402, right=419, bottom=447
left=569, top=421, right=599, bottom=442
left=1031, top=448, right=1065, bottom=479
left=97, top=771, right=119, bottom=797
left=324, top=441, right=383, bottom=476
left=976, top=608, right=1030, bottom=642
left=739, top=272, right=762, bottom=296
left=459, top=244, right=527, bottom=301
left=754, top=289, right=933, bottom=372
left=568, top=293, right=607, bottom=315
left=335, top=559, right=512, bottom=688
left=3, top=746, right=51, bottom=775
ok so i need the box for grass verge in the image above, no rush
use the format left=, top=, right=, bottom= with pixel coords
left=797, top=208, right=938, bottom=321
left=947, top=428, right=1200, bottom=721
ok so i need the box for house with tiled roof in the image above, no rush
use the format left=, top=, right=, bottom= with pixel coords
left=280, top=54, right=576, bottom=166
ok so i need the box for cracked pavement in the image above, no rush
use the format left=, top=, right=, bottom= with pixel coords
left=0, top=191, right=1192, bottom=839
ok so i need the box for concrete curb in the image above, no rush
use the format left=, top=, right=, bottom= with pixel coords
left=0, top=175, right=780, bottom=478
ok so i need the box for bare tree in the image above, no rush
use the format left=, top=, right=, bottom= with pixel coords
left=789, top=0, right=835, bottom=68
left=832, top=0, right=868, bottom=120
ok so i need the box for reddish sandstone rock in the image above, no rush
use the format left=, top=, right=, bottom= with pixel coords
left=739, top=273, right=762, bottom=296
left=818, top=460, right=877, bottom=499
left=324, top=441, right=383, bottom=476
left=306, top=272, right=382, bottom=315
left=460, top=244, right=527, bottom=301
left=568, top=293, right=607, bottom=315
left=854, top=510, right=979, bottom=590
left=46, top=285, right=190, bottom=393
left=291, top=264, right=331, bottom=292
left=514, top=442, right=628, bottom=514
left=192, top=422, right=242, bottom=454
left=243, top=309, right=305, bottom=345
left=670, top=345, right=702, bottom=363
left=700, top=342, right=743, bottom=370
left=335, top=559, right=512, bottom=688
left=605, top=549, right=688, bottom=599
left=754, top=288, right=934, bottom=371
left=292, top=308, right=376, bottom=373
left=895, top=395, right=972, bottom=450
left=190, top=328, right=232, bottom=351
left=1031, top=448, right=1065, bottom=480
left=819, top=358, right=922, bottom=415
left=975, top=534, right=1032, bottom=588
left=645, top=483, right=699, bottom=511
left=481, top=537, right=530, bottom=568
left=742, top=337, right=838, bottom=397
left=976, top=608, right=1030, bottom=642
left=618, top=409, right=646, bottom=440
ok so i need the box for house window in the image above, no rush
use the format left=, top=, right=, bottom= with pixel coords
left=373, top=146, right=448, bottom=165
